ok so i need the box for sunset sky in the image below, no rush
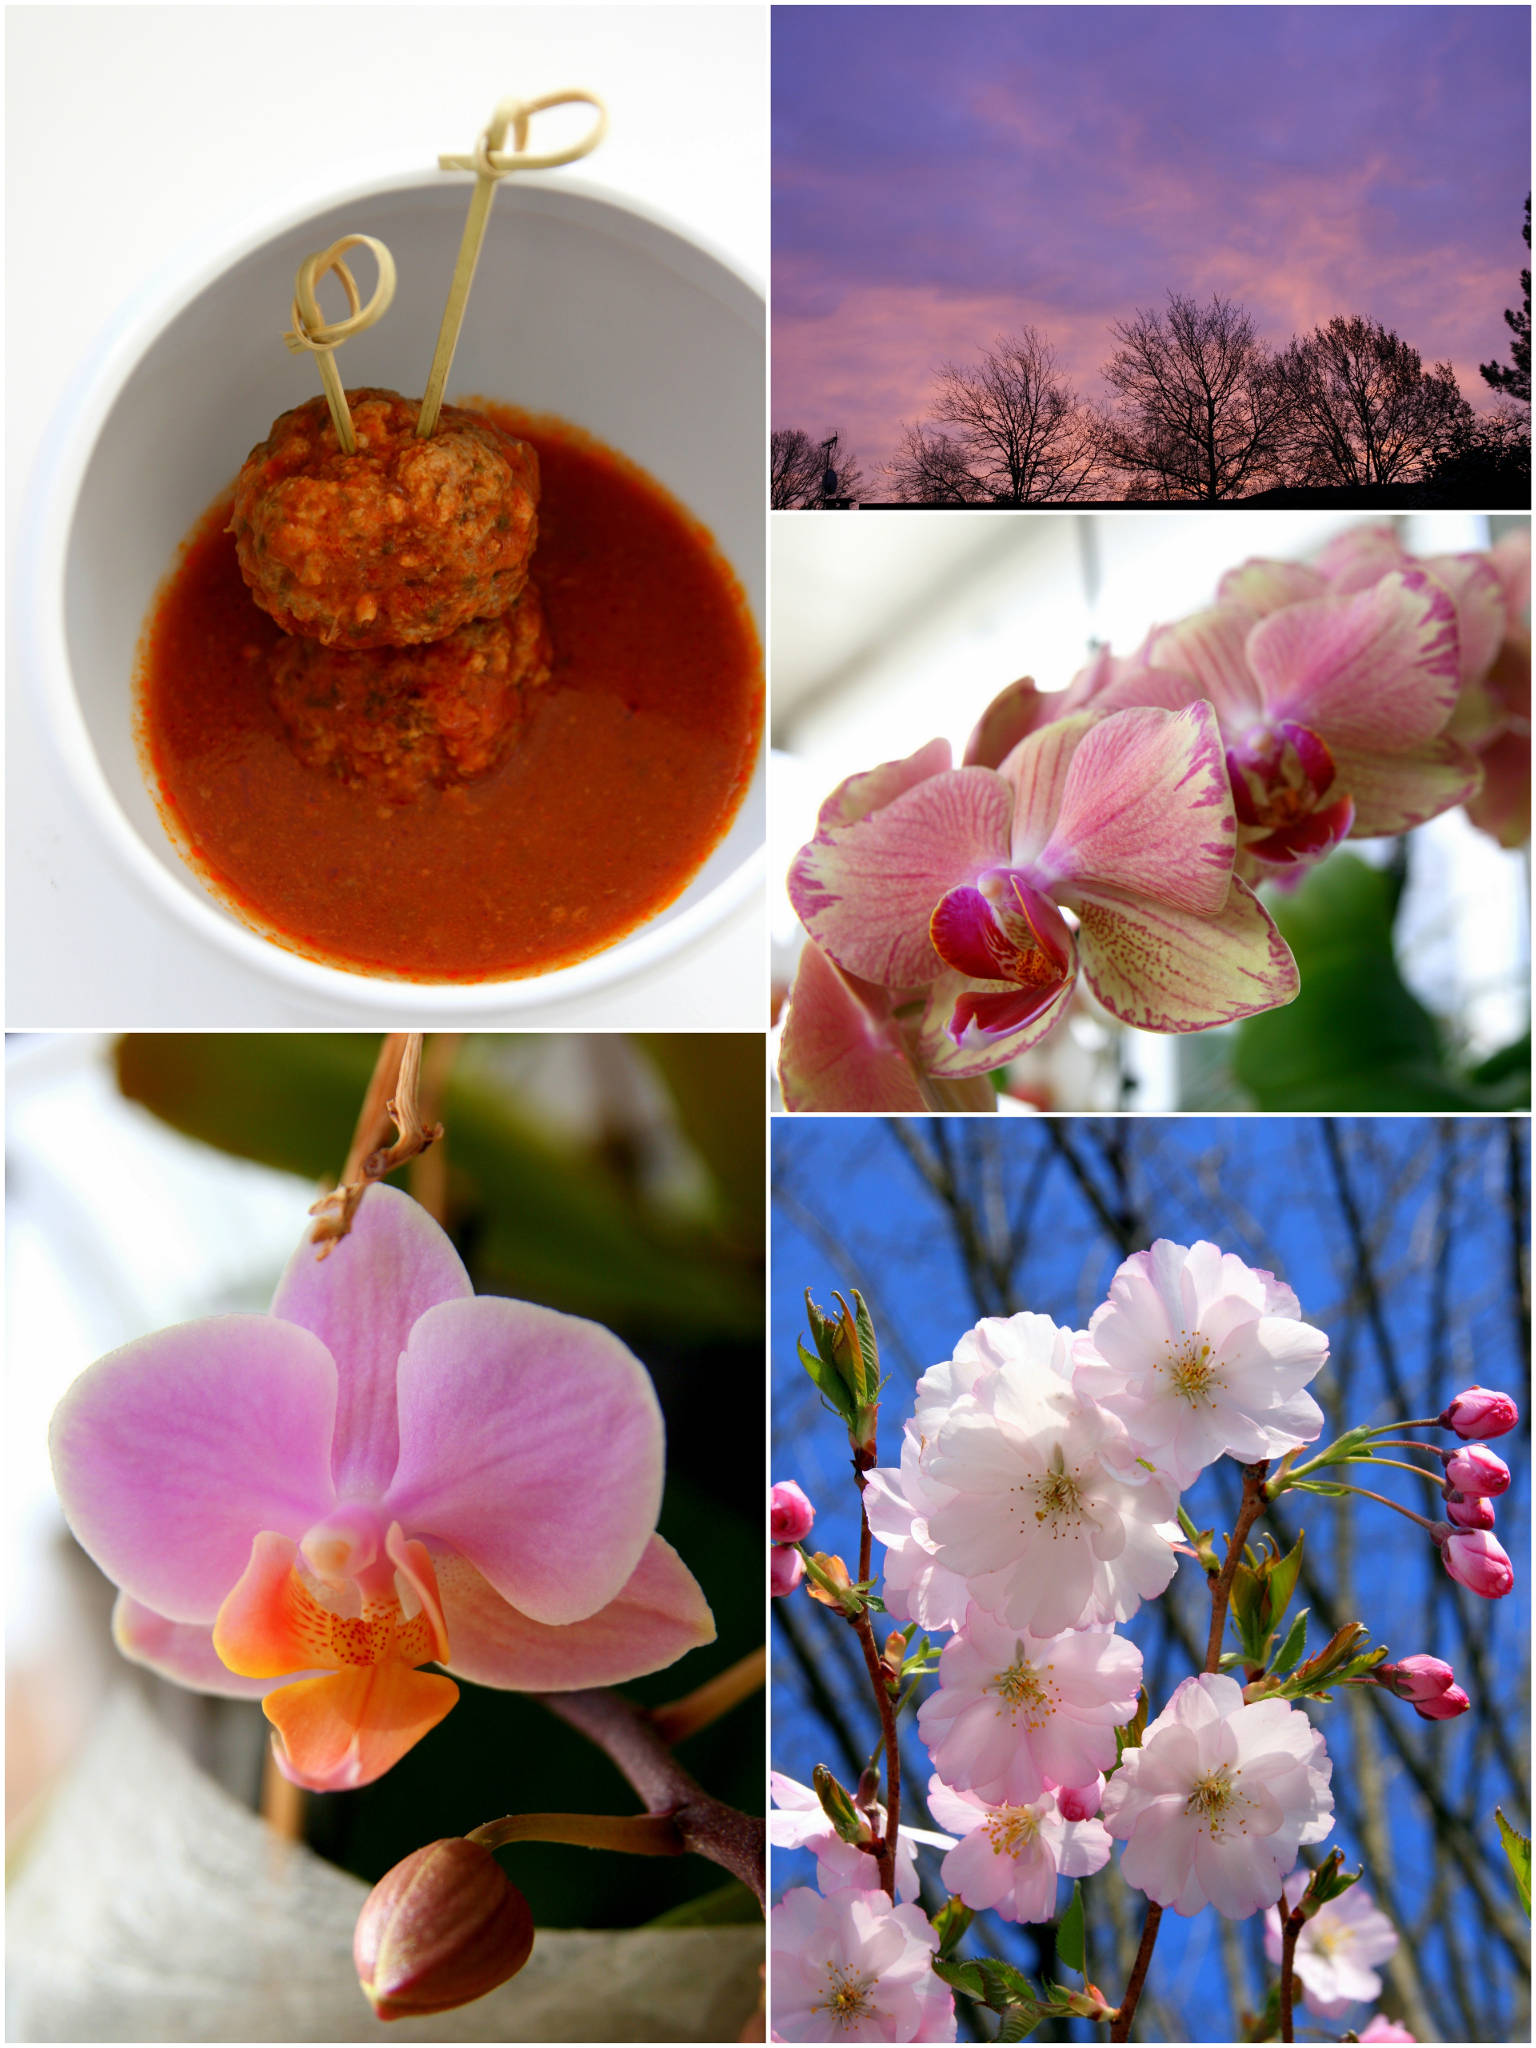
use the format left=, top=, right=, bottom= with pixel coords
left=773, top=5, right=1531, bottom=483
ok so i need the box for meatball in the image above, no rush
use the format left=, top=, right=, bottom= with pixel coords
left=232, top=388, right=539, bottom=649
left=269, top=585, right=553, bottom=803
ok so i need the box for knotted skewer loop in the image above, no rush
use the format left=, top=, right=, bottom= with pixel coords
left=417, top=90, right=607, bottom=439
left=284, top=234, right=398, bottom=454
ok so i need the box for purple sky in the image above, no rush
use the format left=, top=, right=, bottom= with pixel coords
left=773, top=5, right=1532, bottom=482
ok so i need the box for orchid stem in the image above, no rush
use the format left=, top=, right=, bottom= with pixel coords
left=468, top=1810, right=684, bottom=1856
left=648, top=1647, right=766, bottom=1747
left=310, top=1032, right=445, bottom=1254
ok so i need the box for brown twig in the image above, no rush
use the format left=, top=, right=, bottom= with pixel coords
left=1205, top=1461, right=1271, bottom=1672
left=408, top=1031, right=462, bottom=1226
left=1278, top=1898, right=1305, bottom=2043
left=849, top=1602, right=901, bottom=1898
left=1109, top=1901, right=1164, bottom=2043
left=537, top=1687, right=765, bottom=1906
left=649, top=1648, right=765, bottom=1748
left=309, top=1033, right=445, bottom=1254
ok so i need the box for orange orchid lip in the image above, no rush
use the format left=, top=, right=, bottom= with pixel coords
left=214, top=1518, right=458, bottom=1791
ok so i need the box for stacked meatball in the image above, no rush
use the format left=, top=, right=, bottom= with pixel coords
left=232, top=389, right=550, bottom=800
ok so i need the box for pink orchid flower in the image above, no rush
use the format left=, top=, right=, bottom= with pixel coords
left=789, top=701, right=1296, bottom=1080
left=50, top=1185, right=714, bottom=1792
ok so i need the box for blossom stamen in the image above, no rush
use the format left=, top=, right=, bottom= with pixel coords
left=813, top=1964, right=877, bottom=2031
left=1162, top=1331, right=1225, bottom=1407
left=983, top=1804, right=1042, bottom=1857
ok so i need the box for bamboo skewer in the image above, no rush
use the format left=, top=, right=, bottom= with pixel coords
left=284, top=233, right=398, bottom=453
left=416, top=89, right=607, bottom=439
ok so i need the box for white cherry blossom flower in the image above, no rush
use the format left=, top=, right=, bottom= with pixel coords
left=1102, top=1672, right=1334, bottom=1918
left=916, top=1608, right=1142, bottom=1804
left=927, top=1776, right=1112, bottom=1923
left=771, top=1885, right=956, bottom=2041
left=769, top=1772, right=956, bottom=1904
left=1262, top=1872, right=1399, bottom=2018
left=1075, top=1239, right=1328, bottom=1487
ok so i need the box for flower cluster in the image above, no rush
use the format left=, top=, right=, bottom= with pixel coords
left=779, top=525, right=1530, bottom=1110
left=1431, top=1389, right=1518, bottom=1598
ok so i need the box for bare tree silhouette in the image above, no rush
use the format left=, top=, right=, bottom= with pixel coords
left=1100, top=292, right=1291, bottom=500
left=1277, top=317, right=1473, bottom=486
left=772, top=427, right=865, bottom=508
left=894, top=329, right=1101, bottom=504
left=886, top=422, right=989, bottom=504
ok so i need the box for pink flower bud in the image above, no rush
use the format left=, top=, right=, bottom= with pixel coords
left=1054, top=1775, right=1105, bottom=1822
left=771, top=1544, right=806, bottom=1598
left=771, top=1480, right=816, bottom=1545
left=1438, top=1526, right=1514, bottom=1599
left=354, top=1838, right=533, bottom=2021
left=1376, top=1655, right=1470, bottom=1719
left=1444, top=1488, right=1496, bottom=1530
left=1443, top=1443, right=1511, bottom=1497
left=1439, top=1385, right=1519, bottom=1440
left=1359, top=2016, right=1416, bottom=2042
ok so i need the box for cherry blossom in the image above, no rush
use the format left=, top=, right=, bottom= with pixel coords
left=1102, top=1673, right=1334, bottom=1918
left=773, top=1481, right=817, bottom=1544
left=927, top=1776, right=1112, bottom=1924
left=870, top=1311, right=1182, bottom=1638
left=51, top=1185, right=713, bottom=1792
left=769, top=1773, right=956, bottom=1904
left=1437, top=1526, right=1515, bottom=1598
left=1262, top=1872, right=1399, bottom=2018
left=1376, top=1655, right=1470, bottom=1721
left=1442, top=1443, right=1511, bottom=1497
left=772, top=1547, right=807, bottom=1599
left=770, top=1885, right=956, bottom=2042
left=788, top=703, right=1296, bottom=1081
left=1440, top=1385, right=1520, bottom=1440
left=1443, top=1488, right=1496, bottom=1530
left=916, top=1608, right=1141, bottom=1805
left=1073, top=1239, right=1328, bottom=1486
left=1358, top=2014, right=1417, bottom=2042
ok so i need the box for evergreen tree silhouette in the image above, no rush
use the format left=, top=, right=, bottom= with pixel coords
left=1480, top=195, right=1530, bottom=404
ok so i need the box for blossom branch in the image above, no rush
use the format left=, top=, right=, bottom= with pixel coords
left=849, top=1601, right=901, bottom=1898
left=1109, top=1902, right=1164, bottom=2044
left=538, top=1686, right=765, bottom=1906
left=1277, top=1893, right=1306, bottom=2043
left=1205, top=1461, right=1272, bottom=1672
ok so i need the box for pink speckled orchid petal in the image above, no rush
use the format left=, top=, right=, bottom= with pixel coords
left=964, top=678, right=1052, bottom=769
left=1246, top=794, right=1356, bottom=869
left=1216, top=560, right=1328, bottom=615
left=1333, top=736, right=1483, bottom=837
left=930, top=873, right=1072, bottom=986
left=918, top=965, right=1078, bottom=1080
left=1313, top=525, right=1409, bottom=593
left=431, top=1534, right=716, bottom=1690
left=49, top=1317, right=338, bottom=1624
left=271, top=1182, right=472, bottom=1500
left=1035, top=702, right=1238, bottom=917
left=1144, top=609, right=1266, bottom=723
left=778, top=941, right=926, bottom=1113
left=385, top=1297, right=663, bottom=1626
left=790, top=768, right=1014, bottom=989
left=1422, top=553, right=1508, bottom=689
left=1002, top=711, right=1096, bottom=866
left=1464, top=723, right=1531, bottom=847
left=1247, top=569, right=1461, bottom=750
left=816, top=737, right=954, bottom=831
left=112, top=1590, right=305, bottom=1700
left=1073, top=879, right=1298, bottom=1032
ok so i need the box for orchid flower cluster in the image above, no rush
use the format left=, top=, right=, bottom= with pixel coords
left=779, top=524, right=1531, bottom=1111
left=769, top=1239, right=1522, bottom=2043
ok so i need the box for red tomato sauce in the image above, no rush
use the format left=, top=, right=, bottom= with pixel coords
left=135, top=403, right=762, bottom=981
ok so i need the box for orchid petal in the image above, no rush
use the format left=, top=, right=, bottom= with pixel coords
left=49, top=1317, right=338, bottom=1624
left=1423, top=554, right=1509, bottom=689
left=1313, top=525, right=1407, bottom=593
left=271, top=1182, right=472, bottom=1500
left=265, top=1664, right=459, bottom=1793
left=778, top=940, right=926, bottom=1112
left=1003, top=712, right=1096, bottom=865
left=1144, top=609, right=1265, bottom=722
left=431, top=1534, right=716, bottom=1689
left=1034, top=703, right=1237, bottom=915
left=816, top=738, right=953, bottom=832
left=964, top=678, right=1050, bottom=769
left=1216, top=561, right=1327, bottom=615
left=1464, top=725, right=1531, bottom=847
left=386, top=1297, right=663, bottom=1626
left=1247, top=569, right=1461, bottom=749
left=790, top=769, right=1014, bottom=988
left=930, top=873, right=1072, bottom=986
left=112, top=1590, right=298, bottom=1700
left=918, top=967, right=1078, bottom=1079
left=1332, top=737, right=1483, bottom=836
left=1073, top=880, right=1298, bottom=1032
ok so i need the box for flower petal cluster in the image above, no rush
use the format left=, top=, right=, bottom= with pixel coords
left=916, top=1609, right=1141, bottom=1805
left=51, top=1186, right=714, bottom=1791
left=1262, top=1872, right=1398, bottom=2018
left=1359, top=2015, right=1417, bottom=2042
left=868, top=1312, right=1182, bottom=1639
left=769, top=1773, right=956, bottom=1905
left=1074, top=1239, right=1328, bottom=1486
left=770, top=1885, right=956, bottom=2042
left=1102, top=1673, right=1334, bottom=1918
left=788, top=702, right=1297, bottom=1081
left=927, top=1776, right=1112, bottom=1924
left=1376, top=1655, right=1469, bottom=1720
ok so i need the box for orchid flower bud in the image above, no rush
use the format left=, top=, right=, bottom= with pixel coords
left=1443, top=1443, right=1512, bottom=1497
left=1436, top=1525, right=1515, bottom=1599
left=1443, top=1487, right=1496, bottom=1530
left=1376, top=1655, right=1471, bottom=1720
left=771, top=1480, right=816, bottom=1545
left=354, top=1838, right=534, bottom=2021
left=771, top=1544, right=806, bottom=1598
left=1439, top=1385, right=1519, bottom=1440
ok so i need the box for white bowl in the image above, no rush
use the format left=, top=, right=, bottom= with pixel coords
left=23, top=169, right=765, bottom=1015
